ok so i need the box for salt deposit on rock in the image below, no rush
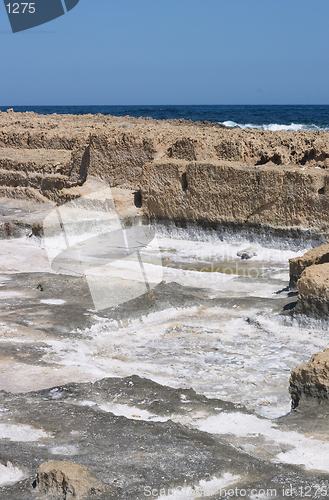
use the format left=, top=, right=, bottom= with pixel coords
left=0, top=461, right=25, bottom=486
left=0, top=112, right=329, bottom=498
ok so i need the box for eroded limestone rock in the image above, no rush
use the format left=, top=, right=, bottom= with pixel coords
left=296, top=262, right=329, bottom=317
left=33, top=460, right=116, bottom=500
left=289, top=244, right=329, bottom=287
left=290, top=349, right=329, bottom=409
left=0, top=112, right=329, bottom=231
left=142, top=160, right=329, bottom=232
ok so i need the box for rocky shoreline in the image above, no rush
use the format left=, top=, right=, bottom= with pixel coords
left=0, top=110, right=329, bottom=498
left=287, top=242, right=329, bottom=410
left=0, top=109, right=328, bottom=222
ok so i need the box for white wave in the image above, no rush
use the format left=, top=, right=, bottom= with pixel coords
left=222, top=120, right=240, bottom=128
left=153, top=221, right=321, bottom=251
left=157, top=234, right=306, bottom=264
left=221, top=121, right=328, bottom=132
left=265, top=123, right=305, bottom=132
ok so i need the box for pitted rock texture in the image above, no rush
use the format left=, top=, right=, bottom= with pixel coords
left=295, top=262, right=329, bottom=317
left=33, top=461, right=116, bottom=500
left=141, top=159, right=329, bottom=231
left=289, top=244, right=329, bottom=287
left=1, top=110, right=329, bottom=168
left=290, top=349, right=329, bottom=409
left=0, top=111, right=329, bottom=233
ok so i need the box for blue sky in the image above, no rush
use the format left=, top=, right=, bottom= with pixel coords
left=0, top=0, right=328, bottom=105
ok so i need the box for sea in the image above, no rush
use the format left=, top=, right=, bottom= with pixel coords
left=1, top=104, right=329, bottom=131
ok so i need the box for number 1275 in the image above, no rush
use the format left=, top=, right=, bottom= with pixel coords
left=6, top=3, right=36, bottom=14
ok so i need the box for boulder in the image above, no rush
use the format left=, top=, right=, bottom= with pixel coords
left=237, top=247, right=257, bottom=260
left=289, top=244, right=329, bottom=287
left=296, top=262, right=329, bottom=317
left=33, top=461, right=117, bottom=500
left=290, top=349, right=329, bottom=409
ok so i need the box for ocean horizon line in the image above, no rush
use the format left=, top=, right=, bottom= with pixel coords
left=1, top=104, right=329, bottom=131
left=1, top=103, right=329, bottom=107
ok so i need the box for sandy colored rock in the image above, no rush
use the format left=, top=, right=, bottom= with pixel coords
left=0, top=111, right=329, bottom=233
left=141, top=159, right=329, bottom=231
left=290, top=349, right=329, bottom=409
left=33, top=460, right=116, bottom=499
left=289, top=244, right=329, bottom=287
left=295, top=262, right=329, bottom=317
left=0, top=147, right=83, bottom=203
left=1, top=110, right=329, bottom=169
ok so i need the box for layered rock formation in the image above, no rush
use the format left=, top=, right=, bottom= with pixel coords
left=141, top=159, right=329, bottom=233
left=0, top=110, right=329, bottom=237
left=2, top=109, right=329, bottom=170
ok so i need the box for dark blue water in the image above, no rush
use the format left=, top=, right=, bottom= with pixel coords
left=1, top=105, right=329, bottom=130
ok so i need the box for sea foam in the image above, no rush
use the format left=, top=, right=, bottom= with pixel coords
left=221, top=120, right=329, bottom=132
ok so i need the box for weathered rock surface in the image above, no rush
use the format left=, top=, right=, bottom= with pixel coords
left=141, top=159, right=329, bottom=233
left=0, top=180, right=142, bottom=241
left=33, top=461, right=116, bottom=500
left=1, top=110, right=329, bottom=169
left=290, top=349, right=329, bottom=409
left=1, top=375, right=328, bottom=500
left=0, top=147, right=83, bottom=203
left=289, top=244, right=329, bottom=287
left=295, top=262, right=329, bottom=317
left=0, top=110, right=329, bottom=236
